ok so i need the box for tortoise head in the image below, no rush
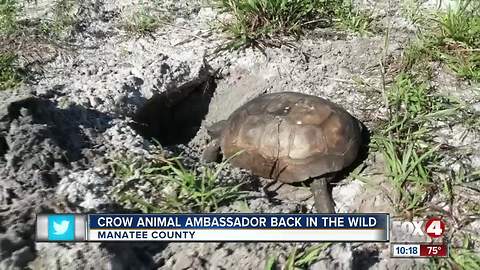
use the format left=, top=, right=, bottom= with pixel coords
left=201, top=120, right=227, bottom=163
left=206, top=120, right=227, bottom=140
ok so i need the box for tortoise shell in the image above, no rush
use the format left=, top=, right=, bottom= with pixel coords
left=218, top=92, right=362, bottom=183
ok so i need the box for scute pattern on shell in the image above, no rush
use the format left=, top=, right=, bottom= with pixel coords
left=219, top=92, right=362, bottom=183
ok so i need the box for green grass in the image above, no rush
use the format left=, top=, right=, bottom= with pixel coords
left=0, top=0, right=19, bottom=35
left=443, top=166, right=480, bottom=212
left=401, top=0, right=428, bottom=25
left=0, top=1, right=77, bottom=92
left=38, top=0, right=78, bottom=38
left=372, top=29, right=480, bottom=215
left=334, top=0, right=374, bottom=35
left=439, top=49, right=480, bottom=81
left=0, top=52, right=22, bottom=91
left=405, top=0, right=480, bottom=81
left=123, top=7, right=164, bottom=34
left=449, top=248, right=480, bottom=270
left=427, top=236, right=480, bottom=270
left=371, top=73, right=460, bottom=213
left=52, top=0, right=76, bottom=31
left=373, top=136, right=438, bottom=212
left=264, top=255, right=276, bottom=270
left=388, top=73, right=431, bottom=117
left=1, top=0, right=78, bottom=39
left=264, top=244, right=330, bottom=270
left=402, top=40, right=436, bottom=78
left=374, top=72, right=480, bottom=213
left=437, top=0, right=480, bottom=47
left=214, top=0, right=373, bottom=48
left=383, top=74, right=455, bottom=140
left=111, top=151, right=244, bottom=213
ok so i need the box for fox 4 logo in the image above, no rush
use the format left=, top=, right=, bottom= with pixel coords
left=391, top=217, right=446, bottom=242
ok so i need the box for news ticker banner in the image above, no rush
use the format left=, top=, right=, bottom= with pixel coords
left=36, top=213, right=389, bottom=242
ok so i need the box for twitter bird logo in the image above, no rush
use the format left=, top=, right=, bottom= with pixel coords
left=48, top=215, right=75, bottom=241
left=53, top=220, right=70, bottom=235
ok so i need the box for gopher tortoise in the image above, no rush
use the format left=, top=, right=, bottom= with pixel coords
left=203, top=92, right=363, bottom=212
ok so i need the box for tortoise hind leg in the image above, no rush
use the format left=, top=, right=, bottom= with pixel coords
left=311, top=178, right=335, bottom=213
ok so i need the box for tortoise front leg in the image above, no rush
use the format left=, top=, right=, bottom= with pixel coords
left=311, top=178, right=335, bottom=213
left=202, top=139, right=221, bottom=163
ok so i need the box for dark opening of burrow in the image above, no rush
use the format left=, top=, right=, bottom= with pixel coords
left=132, top=77, right=216, bottom=146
